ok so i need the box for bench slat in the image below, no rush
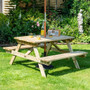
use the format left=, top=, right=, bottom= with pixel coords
left=3, top=45, right=33, bottom=51
left=3, top=43, right=47, bottom=51
left=40, top=51, right=87, bottom=62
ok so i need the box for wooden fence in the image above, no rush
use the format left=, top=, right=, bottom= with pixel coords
left=0, top=0, right=64, bottom=14
left=0, top=0, right=16, bottom=14
left=37, top=0, right=64, bottom=9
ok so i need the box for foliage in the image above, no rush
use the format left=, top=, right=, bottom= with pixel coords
left=0, top=8, right=45, bottom=43
left=9, top=9, right=44, bottom=36
left=60, top=0, right=90, bottom=35
left=0, top=13, right=12, bottom=43
left=48, top=0, right=90, bottom=43
left=83, top=6, right=90, bottom=35
left=77, top=34, right=90, bottom=43
left=0, top=0, right=90, bottom=43
left=70, top=0, right=90, bottom=35
left=48, top=14, right=79, bottom=38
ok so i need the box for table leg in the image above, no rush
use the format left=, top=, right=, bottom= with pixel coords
left=46, top=43, right=52, bottom=55
left=51, top=42, right=69, bottom=53
left=10, top=44, right=21, bottom=65
left=33, top=47, right=46, bottom=77
left=24, top=48, right=33, bottom=56
left=66, top=41, right=80, bottom=69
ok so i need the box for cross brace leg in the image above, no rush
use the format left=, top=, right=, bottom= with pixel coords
left=10, top=44, right=21, bottom=65
left=66, top=41, right=80, bottom=69
left=46, top=43, right=52, bottom=55
left=33, top=47, right=46, bottom=77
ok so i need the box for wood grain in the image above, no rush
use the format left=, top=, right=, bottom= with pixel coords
left=40, top=51, right=87, bottom=62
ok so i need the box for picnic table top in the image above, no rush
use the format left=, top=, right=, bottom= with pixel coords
left=14, top=35, right=74, bottom=44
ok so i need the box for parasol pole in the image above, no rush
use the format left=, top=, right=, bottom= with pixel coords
left=44, top=0, right=47, bottom=56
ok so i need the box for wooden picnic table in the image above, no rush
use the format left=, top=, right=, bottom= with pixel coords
left=3, top=35, right=87, bottom=77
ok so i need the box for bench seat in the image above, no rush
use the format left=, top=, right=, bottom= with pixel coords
left=3, top=44, right=46, bottom=51
left=3, top=45, right=33, bottom=51
left=40, top=51, right=87, bottom=62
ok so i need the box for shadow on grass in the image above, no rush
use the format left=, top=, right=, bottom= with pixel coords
left=47, top=49, right=90, bottom=76
left=14, top=60, right=40, bottom=71
left=13, top=49, right=90, bottom=77
left=48, top=59, right=90, bottom=76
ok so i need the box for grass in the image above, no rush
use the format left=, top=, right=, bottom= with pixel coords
left=0, top=44, right=90, bottom=90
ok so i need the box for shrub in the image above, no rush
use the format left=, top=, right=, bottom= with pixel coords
left=72, top=34, right=90, bottom=43
left=0, top=9, right=45, bottom=43
left=0, top=0, right=89, bottom=43
left=61, top=0, right=90, bottom=35
left=9, top=9, right=44, bottom=36
left=48, top=0, right=90, bottom=43
left=0, top=13, right=12, bottom=43
left=78, top=34, right=90, bottom=43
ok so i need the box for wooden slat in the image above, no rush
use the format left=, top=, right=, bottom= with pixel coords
left=4, top=6, right=15, bottom=8
left=14, top=35, right=74, bottom=44
left=10, top=44, right=21, bottom=65
left=33, top=47, right=46, bottom=77
left=25, top=49, right=33, bottom=56
left=5, top=5, right=16, bottom=7
left=11, top=50, right=50, bottom=66
left=51, top=47, right=69, bottom=53
left=40, top=51, right=87, bottom=62
left=46, top=43, right=52, bottom=55
left=3, top=0, right=16, bottom=14
left=3, top=45, right=33, bottom=51
left=11, top=51, right=39, bottom=62
left=3, top=43, right=46, bottom=51
left=52, top=42, right=69, bottom=53
left=4, top=0, right=11, bottom=1
left=66, top=40, right=80, bottom=69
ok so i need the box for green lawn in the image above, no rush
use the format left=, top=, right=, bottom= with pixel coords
left=0, top=44, right=90, bottom=90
